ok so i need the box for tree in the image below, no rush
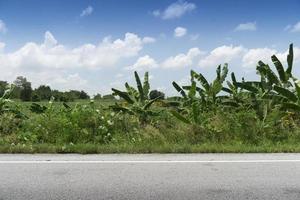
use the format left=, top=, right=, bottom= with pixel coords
left=13, top=76, right=32, bottom=101
left=149, top=90, right=165, bottom=100
left=94, top=93, right=102, bottom=100
left=34, top=85, right=52, bottom=100
left=79, top=90, right=90, bottom=99
left=0, top=81, right=8, bottom=97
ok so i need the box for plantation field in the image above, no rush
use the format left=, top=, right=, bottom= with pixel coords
left=1, top=44, right=300, bottom=153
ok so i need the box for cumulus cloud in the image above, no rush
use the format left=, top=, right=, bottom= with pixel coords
left=242, top=46, right=300, bottom=68
left=235, top=22, right=257, bottom=31
left=199, top=45, right=245, bottom=68
left=0, top=31, right=154, bottom=92
left=80, top=6, right=93, bottom=17
left=0, top=42, right=5, bottom=52
left=153, top=1, right=196, bottom=20
left=174, top=27, right=187, bottom=37
left=242, top=48, right=277, bottom=67
left=162, top=48, right=203, bottom=69
left=0, top=20, right=7, bottom=33
left=126, top=55, right=158, bottom=70
left=142, top=37, right=156, bottom=43
left=285, top=21, right=300, bottom=32
left=0, top=31, right=152, bottom=70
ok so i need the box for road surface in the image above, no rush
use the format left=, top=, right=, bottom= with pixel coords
left=1, top=154, right=300, bottom=200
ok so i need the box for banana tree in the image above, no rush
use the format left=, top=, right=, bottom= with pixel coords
left=256, top=43, right=294, bottom=88
left=170, top=64, right=228, bottom=124
left=273, top=82, right=300, bottom=112
left=111, top=71, right=160, bottom=124
left=0, top=84, right=25, bottom=118
left=0, top=85, right=13, bottom=114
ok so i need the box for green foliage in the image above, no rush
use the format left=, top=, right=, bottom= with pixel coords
left=111, top=71, right=160, bottom=124
left=0, top=43, right=300, bottom=150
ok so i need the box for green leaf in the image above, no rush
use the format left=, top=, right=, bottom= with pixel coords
left=143, top=96, right=160, bottom=110
left=112, top=88, right=134, bottom=104
left=110, top=104, right=134, bottom=114
left=220, top=63, right=228, bottom=83
left=294, top=81, right=300, bottom=99
left=134, top=71, right=144, bottom=101
left=143, top=72, right=150, bottom=97
left=30, top=103, right=47, bottom=114
left=287, top=43, right=293, bottom=76
left=172, top=81, right=187, bottom=98
left=188, top=80, right=196, bottom=98
left=170, top=110, right=191, bottom=124
left=222, top=87, right=233, bottom=94
left=281, top=102, right=300, bottom=112
left=273, top=85, right=298, bottom=102
left=125, top=82, right=139, bottom=101
left=236, top=82, right=259, bottom=93
left=191, top=70, right=210, bottom=91
left=271, top=55, right=287, bottom=83
left=231, top=72, right=237, bottom=86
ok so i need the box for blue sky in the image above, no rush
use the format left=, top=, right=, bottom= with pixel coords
left=0, top=0, right=300, bottom=95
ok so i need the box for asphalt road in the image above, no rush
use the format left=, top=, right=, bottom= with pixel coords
left=1, top=154, right=300, bottom=200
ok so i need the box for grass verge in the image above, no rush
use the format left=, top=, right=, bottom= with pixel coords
left=1, top=143, right=300, bottom=154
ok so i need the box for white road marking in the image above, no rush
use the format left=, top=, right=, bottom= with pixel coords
left=0, top=160, right=300, bottom=164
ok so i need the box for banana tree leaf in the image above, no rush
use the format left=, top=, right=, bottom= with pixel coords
left=222, top=87, right=233, bottom=94
left=172, top=81, right=187, bottom=98
left=170, top=110, right=191, bottom=124
left=273, top=85, right=298, bottom=102
left=110, top=104, right=134, bottom=115
left=286, top=43, right=293, bottom=76
left=271, top=55, right=287, bottom=83
left=235, top=82, right=259, bottom=93
left=125, top=82, right=139, bottom=102
left=191, top=70, right=210, bottom=91
left=134, top=71, right=145, bottom=101
left=231, top=72, right=237, bottom=86
left=281, top=102, right=300, bottom=112
left=112, top=88, right=134, bottom=104
left=143, top=96, right=160, bottom=110
left=143, top=72, right=150, bottom=97
left=188, top=80, right=196, bottom=98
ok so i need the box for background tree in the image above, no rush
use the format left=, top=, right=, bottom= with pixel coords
left=93, top=93, right=102, bottom=100
left=79, top=90, right=90, bottom=99
left=0, top=81, right=8, bottom=97
left=34, top=85, right=52, bottom=100
left=149, top=90, right=165, bottom=100
left=13, top=76, right=32, bottom=101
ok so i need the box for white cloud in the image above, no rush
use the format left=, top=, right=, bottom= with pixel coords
left=0, top=42, right=5, bottom=52
left=190, top=34, right=199, bottom=41
left=0, top=20, right=7, bottom=34
left=242, top=48, right=277, bottom=67
left=235, top=22, right=257, bottom=31
left=52, top=73, right=88, bottom=91
left=162, top=48, right=203, bottom=69
left=152, top=10, right=160, bottom=17
left=80, top=6, right=93, bottom=17
left=0, top=31, right=154, bottom=93
left=126, top=55, right=158, bottom=70
left=0, top=31, right=151, bottom=70
left=199, top=45, right=245, bottom=68
left=153, top=1, right=196, bottom=20
left=174, top=27, right=187, bottom=38
left=287, top=21, right=300, bottom=32
left=242, top=46, right=300, bottom=68
left=142, top=37, right=156, bottom=44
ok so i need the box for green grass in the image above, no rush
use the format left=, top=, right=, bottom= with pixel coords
left=2, top=143, right=300, bottom=154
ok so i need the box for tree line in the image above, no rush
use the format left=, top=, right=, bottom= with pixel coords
left=0, top=76, right=165, bottom=102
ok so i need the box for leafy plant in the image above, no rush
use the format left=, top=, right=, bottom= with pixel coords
left=111, top=71, right=160, bottom=124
